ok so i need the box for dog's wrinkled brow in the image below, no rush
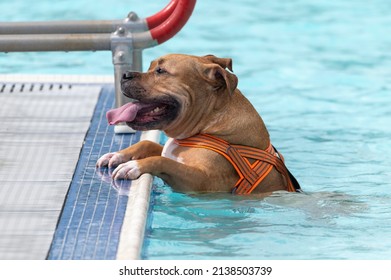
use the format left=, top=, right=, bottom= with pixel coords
left=149, top=58, right=165, bottom=69
left=157, top=58, right=165, bottom=65
left=148, top=59, right=160, bottom=69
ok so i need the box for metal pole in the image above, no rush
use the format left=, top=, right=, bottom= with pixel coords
left=110, top=13, right=145, bottom=133
left=111, top=48, right=143, bottom=134
left=0, top=18, right=147, bottom=34
left=0, top=20, right=123, bottom=34
left=112, top=48, right=143, bottom=109
left=0, top=34, right=111, bottom=52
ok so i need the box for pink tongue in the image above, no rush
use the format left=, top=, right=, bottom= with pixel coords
left=106, top=102, right=140, bottom=125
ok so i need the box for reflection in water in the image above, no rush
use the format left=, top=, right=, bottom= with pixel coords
left=96, top=167, right=132, bottom=196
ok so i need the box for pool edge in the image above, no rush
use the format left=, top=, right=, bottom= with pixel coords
left=116, top=130, right=160, bottom=260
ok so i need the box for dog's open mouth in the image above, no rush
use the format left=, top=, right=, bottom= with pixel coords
left=106, top=98, right=179, bottom=129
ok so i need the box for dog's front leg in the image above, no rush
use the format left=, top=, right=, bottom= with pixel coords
left=112, top=156, right=207, bottom=192
left=96, top=140, right=163, bottom=168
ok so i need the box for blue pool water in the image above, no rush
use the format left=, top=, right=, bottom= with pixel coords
left=2, top=0, right=391, bottom=259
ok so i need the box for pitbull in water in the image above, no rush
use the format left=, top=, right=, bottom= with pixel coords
left=96, top=54, right=301, bottom=195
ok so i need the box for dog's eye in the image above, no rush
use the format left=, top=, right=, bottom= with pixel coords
left=155, top=67, right=167, bottom=74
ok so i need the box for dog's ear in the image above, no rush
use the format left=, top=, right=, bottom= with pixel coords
left=203, top=54, right=234, bottom=72
left=203, top=65, right=238, bottom=94
left=203, top=54, right=238, bottom=94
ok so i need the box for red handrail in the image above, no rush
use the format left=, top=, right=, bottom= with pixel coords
left=146, top=0, right=179, bottom=30
left=146, top=0, right=196, bottom=45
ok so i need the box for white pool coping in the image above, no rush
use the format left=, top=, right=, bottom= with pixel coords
left=116, top=130, right=160, bottom=260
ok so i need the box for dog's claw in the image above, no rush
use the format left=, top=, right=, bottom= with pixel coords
left=112, top=161, right=141, bottom=180
left=96, top=152, right=124, bottom=168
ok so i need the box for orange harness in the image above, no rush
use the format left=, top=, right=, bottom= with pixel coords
left=175, top=134, right=301, bottom=194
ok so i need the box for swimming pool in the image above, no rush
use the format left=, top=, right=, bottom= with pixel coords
left=2, top=0, right=391, bottom=259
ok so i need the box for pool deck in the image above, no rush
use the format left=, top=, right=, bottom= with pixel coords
left=0, top=75, right=158, bottom=260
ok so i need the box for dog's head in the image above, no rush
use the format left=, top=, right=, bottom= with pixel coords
left=117, top=54, right=238, bottom=136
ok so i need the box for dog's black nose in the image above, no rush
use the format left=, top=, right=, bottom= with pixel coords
left=122, top=71, right=138, bottom=80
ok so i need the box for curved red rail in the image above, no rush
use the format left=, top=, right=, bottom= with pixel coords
left=146, top=0, right=196, bottom=45
left=146, top=0, right=179, bottom=30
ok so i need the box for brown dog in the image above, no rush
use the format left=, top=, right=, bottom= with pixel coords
left=96, top=54, right=300, bottom=194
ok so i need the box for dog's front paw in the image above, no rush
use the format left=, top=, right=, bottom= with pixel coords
left=96, top=152, right=125, bottom=168
left=112, top=161, right=142, bottom=180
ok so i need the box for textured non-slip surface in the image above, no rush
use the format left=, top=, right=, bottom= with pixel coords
left=0, top=82, right=101, bottom=259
